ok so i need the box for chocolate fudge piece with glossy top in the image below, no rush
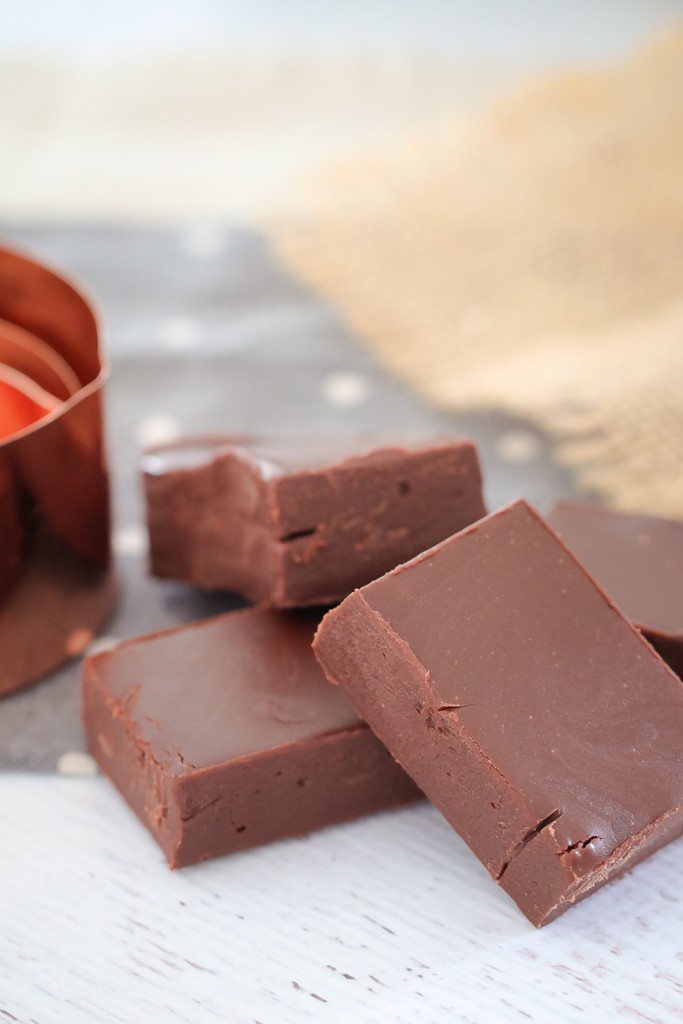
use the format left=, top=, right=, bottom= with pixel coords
left=548, top=501, right=683, bottom=677
left=142, top=435, right=485, bottom=608
left=83, top=607, right=420, bottom=867
left=314, top=500, right=683, bottom=926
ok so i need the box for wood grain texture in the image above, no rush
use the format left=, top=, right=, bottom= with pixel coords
left=2, top=777, right=683, bottom=1022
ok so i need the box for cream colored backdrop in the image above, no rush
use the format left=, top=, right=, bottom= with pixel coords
left=272, top=32, right=683, bottom=515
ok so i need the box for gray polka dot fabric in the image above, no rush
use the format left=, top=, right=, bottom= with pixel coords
left=0, top=224, right=582, bottom=771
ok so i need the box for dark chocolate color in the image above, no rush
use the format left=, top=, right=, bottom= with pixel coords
left=548, top=502, right=683, bottom=677
left=83, top=607, right=420, bottom=867
left=314, top=500, right=683, bottom=926
left=142, top=435, right=485, bottom=608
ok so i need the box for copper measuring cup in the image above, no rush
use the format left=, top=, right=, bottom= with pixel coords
left=0, top=245, right=115, bottom=696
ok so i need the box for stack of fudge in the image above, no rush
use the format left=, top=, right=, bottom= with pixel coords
left=83, top=436, right=683, bottom=927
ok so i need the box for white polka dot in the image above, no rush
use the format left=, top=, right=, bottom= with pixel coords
left=113, top=525, right=148, bottom=558
left=322, top=372, right=371, bottom=408
left=65, top=628, right=93, bottom=656
left=180, top=222, right=225, bottom=260
left=87, top=635, right=120, bottom=657
left=159, top=316, right=201, bottom=352
left=57, top=751, right=98, bottom=777
left=136, top=413, right=181, bottom=449
left=496, top=430, right=542, bottom=463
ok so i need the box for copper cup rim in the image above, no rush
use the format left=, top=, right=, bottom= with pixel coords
left=0, top=242, right=109, bottom=450
left=0, top=318, right=82, bottom=399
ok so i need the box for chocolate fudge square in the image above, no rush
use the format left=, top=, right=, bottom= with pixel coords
left=314, top=500, right=683, bottom=926
left=142, top=435, right=485, bottom=608
left=83, top=607, right=420, bottom=867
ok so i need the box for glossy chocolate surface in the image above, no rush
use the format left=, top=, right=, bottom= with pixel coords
left=548, top=502, right=683, bottom=676
left=143, top=434, right=486, bottom=608
left=89, top=609, right=359, bottom=768
left=141, top=434, right=449, bottom=479
left=314, top=500, right=683, bottom=926
left=83, top=608, right=419, bottom=867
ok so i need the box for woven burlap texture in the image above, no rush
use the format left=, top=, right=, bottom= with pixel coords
left=272, top=31, right=683, bottom=516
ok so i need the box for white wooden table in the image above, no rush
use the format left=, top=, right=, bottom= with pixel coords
left=3, top=774, right=682, bottom=1023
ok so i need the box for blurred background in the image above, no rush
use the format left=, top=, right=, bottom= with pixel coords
left=1, top=0, right=682, bottom=221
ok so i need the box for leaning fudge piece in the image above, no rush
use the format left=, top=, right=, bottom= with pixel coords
left=83, top=608, right=420, bottom=868
left=313, top=500, right=683, bottom=927
left=548, top=502, right=683, bottom=678
left=142, top=435, right=485, bottom=608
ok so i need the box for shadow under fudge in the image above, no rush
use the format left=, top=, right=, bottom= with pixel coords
left=142, top=435, right=486, bottom=608
left=313, top=500, right=683, bottom=927
left=82, top=607, right=421, bottom=868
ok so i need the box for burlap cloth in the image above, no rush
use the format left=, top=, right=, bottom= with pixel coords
left=271, top=30, right=683, bottom=516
